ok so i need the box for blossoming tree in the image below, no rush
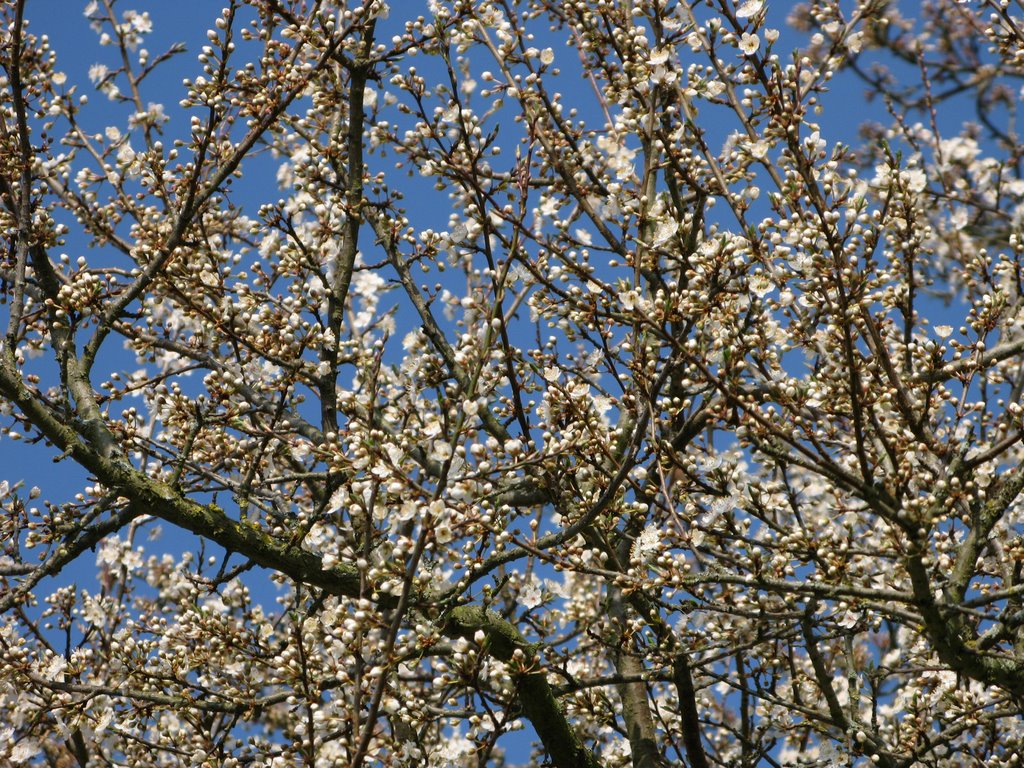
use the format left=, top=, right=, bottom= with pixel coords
left=2, top=0, right=1024, bottom=765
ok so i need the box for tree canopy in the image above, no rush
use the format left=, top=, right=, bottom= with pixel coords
left=3, top=0, right=1024, bottom=765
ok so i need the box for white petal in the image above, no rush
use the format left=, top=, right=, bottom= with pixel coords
left=736, top=0, right=764, bottom=18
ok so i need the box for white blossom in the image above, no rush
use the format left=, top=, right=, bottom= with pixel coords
left=736, top=0, right=764, bottom=18
left=739, top=32, right=760, bottom=55
left=630, top=525, right=660, bottom=564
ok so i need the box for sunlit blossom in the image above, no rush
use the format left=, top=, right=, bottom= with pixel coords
left=736, top=0, right=764, bottom=18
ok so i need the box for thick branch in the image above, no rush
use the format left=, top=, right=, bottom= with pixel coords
left=0, top=350, right=366, bottom=604
left=609, top=587, right=667, bottom=768
left=670, top=651, right=710, bottom=768
left=442, top=605, right=602, bottom=768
